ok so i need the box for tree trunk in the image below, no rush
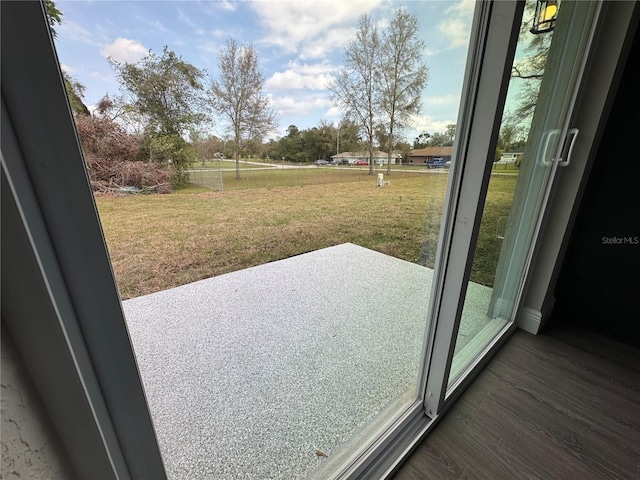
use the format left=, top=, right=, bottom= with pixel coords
left=386, top=132, right=393, bottom=175
left=235, top=147, right=241, bottom=180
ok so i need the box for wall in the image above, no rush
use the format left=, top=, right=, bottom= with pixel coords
left=1, top=324, right=77, bottom=479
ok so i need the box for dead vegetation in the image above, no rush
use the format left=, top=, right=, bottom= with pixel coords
left=75, top=97, right=175, bottom=194
left=88, top=159, right=173, bottom=195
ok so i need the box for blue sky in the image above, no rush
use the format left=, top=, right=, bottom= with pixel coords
left=54, top=0, right=475, bottom=142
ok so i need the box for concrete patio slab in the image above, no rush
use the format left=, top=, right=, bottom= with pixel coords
left=123, top=243, right=491, bottom=479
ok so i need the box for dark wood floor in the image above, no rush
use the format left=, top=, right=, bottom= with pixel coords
left=393, top=325, right=640, bottom=480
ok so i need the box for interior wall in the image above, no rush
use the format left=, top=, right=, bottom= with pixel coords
left=551, top=24, right=640, bottom=346
left=1, top=324, right=77, bottom=479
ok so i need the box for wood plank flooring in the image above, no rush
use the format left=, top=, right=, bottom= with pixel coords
left=392, top=326, right=640, bottom=480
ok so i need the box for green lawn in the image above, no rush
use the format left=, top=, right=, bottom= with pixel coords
left=96, top=170, right=516, bottom=299
left=470, top=174, right=517, bottom=286
left=187, top=164, right=451, bottom=191
left=190, top=159, right=269, bottom=169
left=491, top=163, right=520, bottom=173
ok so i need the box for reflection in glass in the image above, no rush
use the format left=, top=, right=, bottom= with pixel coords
left=449, top=0, right=600, bottom=385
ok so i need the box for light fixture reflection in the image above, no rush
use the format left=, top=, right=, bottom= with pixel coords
left=530, top=0, right=558, bottom=35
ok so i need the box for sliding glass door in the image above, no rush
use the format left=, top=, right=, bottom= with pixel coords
left=422, top=0, right=603, bottom=419
left=1, top=1, right=611, bottom=479
left=447, top=0, right=601, bottom=389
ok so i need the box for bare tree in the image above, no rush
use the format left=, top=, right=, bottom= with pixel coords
left=328, top=15, right=380, bottom=176
left=378, top=9, right=428, bottom=175
left=508, top=0, right=552, bottom=126
left=209, top=39, right=278, bottom=180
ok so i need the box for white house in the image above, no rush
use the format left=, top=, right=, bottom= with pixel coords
left=330, top=150, right=401, bottom=165
left=497, top=151, right=523, bottom=164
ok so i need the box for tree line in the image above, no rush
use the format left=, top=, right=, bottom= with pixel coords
left=54, top=2, right=433, bottom=190
left=53, top=0, right=546, bottom=190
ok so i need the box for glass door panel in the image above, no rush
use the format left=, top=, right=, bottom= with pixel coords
left=448, top=0, right=601, bottom=386
left=49, top=1, right=473, bottom=478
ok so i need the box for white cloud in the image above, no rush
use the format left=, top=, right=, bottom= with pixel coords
left=251, top=1, right=381, bottom=58
left=199, top=40, right=225, bottom=55
left=437, top=0, right=474, bottom=48
left=147, top=20, right=169, bottom=33
left=270, top=94, right=333, bottom=116
left=298, top=26, right=357, bottom=60
left=210, top=29, right=227, bottom=38
left=424, top=94, right=459, bottom=107
left=100, top=38, right=148, bottom=63
left=410, top=114, right=456, bottom=135
left=60, top=63, right=76, bottom=74
left=90, top=71, right=116, bottom=82
left=266, top=60, right=338, bottom=90
left=58, top=20, right=101, bottom=47
left=219, top=0, right=238, bottom=11
left=286, top=61, right=337, bottom=76
left=323, top=105, right=343, bottom=119
left=437, top=17, right=470, bottom=48
left=266, top=70, right=334, bottom=90
left=448, top=0, right=476, bottom=17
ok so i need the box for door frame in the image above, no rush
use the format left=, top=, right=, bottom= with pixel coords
left=422, top=0, right=524, bottom=418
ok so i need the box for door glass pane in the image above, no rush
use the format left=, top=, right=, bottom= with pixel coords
left=52, top=1, right=472, bottom=477
left=449, top=0, right=600, bottom=384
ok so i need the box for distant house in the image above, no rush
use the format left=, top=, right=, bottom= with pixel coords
left=496, top=151, right=523, bottom=165
left=407, top=146, right=453, bottom=165
left=330, top=150, right=402, bottom=165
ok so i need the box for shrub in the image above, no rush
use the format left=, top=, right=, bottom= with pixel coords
left=75, top=99, right=174, bottom=193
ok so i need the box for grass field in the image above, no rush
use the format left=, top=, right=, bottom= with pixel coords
left=187, top=165, right=424, bottom=191
left=190, top=159, right=441, bottom=172
left=190, top=159, right=268, bottom=169
left=96, top=168, right=516, bottom=299
left=491, top=163, right=520, bottom=173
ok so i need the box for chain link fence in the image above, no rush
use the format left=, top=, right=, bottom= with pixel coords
left=188, top=165, right=436, bottom=192
left=188, top=169, right=224, bottom=191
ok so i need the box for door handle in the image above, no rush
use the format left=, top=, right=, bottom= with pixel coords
left=538, top=128, right=578, bottom=167
left=539, top=129, right=561, bottom=166
left=557, top=128, right=579, bottom=167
